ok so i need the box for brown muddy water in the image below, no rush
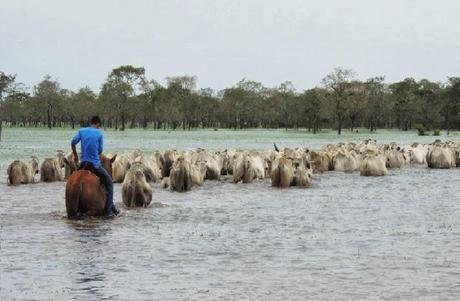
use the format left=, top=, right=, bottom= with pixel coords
left=1, top=128, right=460, bottom=300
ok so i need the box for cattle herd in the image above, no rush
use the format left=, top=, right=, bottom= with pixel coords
left=6, top=139, right=460, bottom=208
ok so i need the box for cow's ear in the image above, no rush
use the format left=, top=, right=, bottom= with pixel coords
left=63, top=157, right=69, bottom=166
left=111, top=154, right=117, bottom=163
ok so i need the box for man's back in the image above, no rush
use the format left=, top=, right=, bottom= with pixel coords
left=71, top=127, right=103, bottom=168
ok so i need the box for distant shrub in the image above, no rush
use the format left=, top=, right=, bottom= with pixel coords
left=433, top=129, right=441, bottom=136
left=415, top=124, right=427, bottom=136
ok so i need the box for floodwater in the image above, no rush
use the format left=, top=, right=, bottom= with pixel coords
left=1, top=128, right=460, bottom=300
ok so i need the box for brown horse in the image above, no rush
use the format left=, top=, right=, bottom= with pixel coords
left=65, top=154, right=116, bottom=219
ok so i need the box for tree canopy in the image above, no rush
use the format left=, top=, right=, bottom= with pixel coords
left=1, top=66, right=460, bottom=134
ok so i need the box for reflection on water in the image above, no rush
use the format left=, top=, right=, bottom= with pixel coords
left=66, top=220, right=111, bottom=300
left=1, top=168, right=460, bottom=300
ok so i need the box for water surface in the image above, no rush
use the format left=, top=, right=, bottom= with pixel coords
left=1, top=128, right=459, bottom=300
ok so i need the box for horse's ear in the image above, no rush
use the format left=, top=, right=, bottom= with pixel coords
left=111, top=154, right=117, bottom=163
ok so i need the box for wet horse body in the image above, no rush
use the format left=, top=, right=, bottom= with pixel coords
left=66, top=170, right=107, bottom=217
left=65, top=155, right=115, bottom=219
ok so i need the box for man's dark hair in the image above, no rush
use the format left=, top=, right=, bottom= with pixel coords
left=90, top=115, right=101, bottom=125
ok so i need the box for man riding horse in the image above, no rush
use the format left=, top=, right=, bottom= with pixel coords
left=70, top=115, right=119, bottom=218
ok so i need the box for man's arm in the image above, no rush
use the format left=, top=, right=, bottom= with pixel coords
left=71, top=130, right=81, bottom=165
left=98, top=133, right=103, bottom=155
left=71, top=144, right=79, bottom=165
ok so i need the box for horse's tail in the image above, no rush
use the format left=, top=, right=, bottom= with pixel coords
left=65, top=177, right=81, bottom=219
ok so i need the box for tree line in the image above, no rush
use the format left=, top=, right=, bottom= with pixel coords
left=1, top=66, right=460, bottom=136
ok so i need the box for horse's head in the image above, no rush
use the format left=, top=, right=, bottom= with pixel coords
left=63, top=155, right=78, bottom=176
left=101, top=154, right=117, bottom=179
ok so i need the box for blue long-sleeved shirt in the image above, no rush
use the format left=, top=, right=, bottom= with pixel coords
left=71, top=127, right=103, bottom=168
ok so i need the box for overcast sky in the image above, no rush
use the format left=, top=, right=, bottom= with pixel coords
left=1, top=0, right=460, bottom=92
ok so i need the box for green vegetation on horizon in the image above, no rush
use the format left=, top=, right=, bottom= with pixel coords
left=1, top=66, right=460, bottom=139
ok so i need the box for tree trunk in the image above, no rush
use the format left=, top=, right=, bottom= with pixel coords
left=121, top=112, right=125, bottom=131
left=312, top=116, right=319, bottom=134
left=446, top=114, right=450, bottom=135
left=403, top=119, right=409, bottom=131
left=337, top=116, right=342, bottom=135
left=47, top=104, right=52, bottom=129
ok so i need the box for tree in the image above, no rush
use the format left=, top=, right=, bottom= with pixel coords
left=33, top=75, right=62, bottom=129
left=278, top=81, right=297, bottom=129
left=235, top=79, right=265, bottom=128
left=0, top=72, right=16, bottom=141
left=140, top=79, right=162, bottom=129
left=1, top=85, right=30, bottom=126
left=221, top=79, right=265, bottom=129
left=66, top=87, right=97, bottom=128
left=364, top=77, right=386, bottom=131
left=301, top=88, right=325, bottom=133
left=345, top=80, right=367, bottom=132
left=3, top=65, right=460, bottom=133
left=441, top=77, right=460, bottom=134
left=416, top=79, right=442, bottom=130
left=321, top=67, right=356, bottom=135
left=101, top=65, right=146, bottom=131
left=196, top=88, right=219, bottom=128
left=389, top=78, right=419, bottom=131
left=165, top=76, right=197, bottom=130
